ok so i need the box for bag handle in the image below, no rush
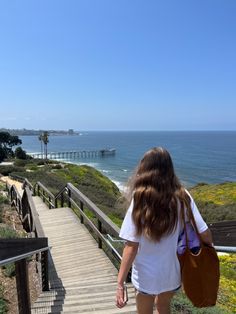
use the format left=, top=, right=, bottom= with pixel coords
left=180, top=201, right=203, bottom=250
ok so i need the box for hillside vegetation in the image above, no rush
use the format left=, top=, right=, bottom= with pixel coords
left=190, top=182, right=236, bottom=223
left=0, top=159, right=126, bottom=221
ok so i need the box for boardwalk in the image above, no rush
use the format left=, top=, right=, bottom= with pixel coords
left=31, top=196, right=136, bottom=313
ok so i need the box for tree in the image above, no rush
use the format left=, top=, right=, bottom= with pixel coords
left=0, top=132, right=22, bottom=162
left=42, top=131, right=49, bottom=160
left=15, top=147, right=27, bottom=160
left=38, top=134, right=43, bottom=158
left=0, top=147, right=5, bottom=162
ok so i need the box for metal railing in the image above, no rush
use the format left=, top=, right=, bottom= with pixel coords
left=215, top=246, right=236, bottom=253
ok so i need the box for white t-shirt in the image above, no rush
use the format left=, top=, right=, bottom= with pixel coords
left=119, top=193, right=208, bottom=295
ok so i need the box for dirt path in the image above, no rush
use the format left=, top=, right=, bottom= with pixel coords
left=0, top=176, right=24, bottom=196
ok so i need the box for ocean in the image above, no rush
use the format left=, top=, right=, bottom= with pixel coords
left=20, top=131, right=236, bottom=190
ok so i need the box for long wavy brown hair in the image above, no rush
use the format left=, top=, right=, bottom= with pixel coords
left=130, top=147, right=191, bottom=241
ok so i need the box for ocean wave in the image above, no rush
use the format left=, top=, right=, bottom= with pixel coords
left=111, top=180, right=129, bottom=194
left=102, top=169, right=111, bottom=174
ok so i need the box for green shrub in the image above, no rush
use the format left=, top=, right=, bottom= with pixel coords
left=15, top=147, right=27, bottom=160
left=0, top=285, right=7, bottom=314
left=0, top=225, right=21, bottom=278
left=14, top=159, right=27, bottom=167
left=0, top=194, right=9, bottom=223
left=51, top=164, right=62, bottom=170
left=0, top=195, right=8, bottom=205
left=2, top=263, right=15, bottom=278
left=27, top=165, right=38, bottom=171
left=0, top=208, right=3, bottom=223
left=0, top=225, right=19, bottom=238
left=0, top=165, right=24, bottom=176
left=171, top=291, right=231, bottom=314
left=35, top=160, right=45, bottom=165
left=0, top=181, right=6, bottom=190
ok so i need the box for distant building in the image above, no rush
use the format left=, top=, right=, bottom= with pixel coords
left=68, top=129, right=74, bottom=135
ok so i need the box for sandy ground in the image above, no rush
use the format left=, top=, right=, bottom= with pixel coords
left=0, top=176, right=23, bottom=196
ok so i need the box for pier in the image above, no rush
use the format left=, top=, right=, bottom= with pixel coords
left=29, top=148, right=116, bottom=160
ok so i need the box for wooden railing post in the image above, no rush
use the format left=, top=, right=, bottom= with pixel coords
left=68, top=188, right=71, bottom=208
left=15, top=259, right=31, bottom=314
left=61, top=193, right=64, bottom=207
left=98, top=220, right=102, bottom=249
left=41, top=250, right=49, bottom=291
left=80, top=201, right=84, bottom=224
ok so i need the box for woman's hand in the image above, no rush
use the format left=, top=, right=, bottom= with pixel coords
left=116, top=285, right=127, bottom=308
left=116, top=241, right=138, bottom=308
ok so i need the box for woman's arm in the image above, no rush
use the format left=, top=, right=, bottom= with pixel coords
left=199, top=228, right=213, bottom=246
left=116, top=241, right=139, bottom=308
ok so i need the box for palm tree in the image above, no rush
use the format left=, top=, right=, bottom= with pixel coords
left=42, top=131, right=49, bottom=160
left=38, top=133, right=43, bottom=158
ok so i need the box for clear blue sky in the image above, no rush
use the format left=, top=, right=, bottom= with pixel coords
left=0, top=0, right=235, bottom=131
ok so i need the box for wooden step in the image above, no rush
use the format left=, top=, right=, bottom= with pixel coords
left=31, top=197, right=136, bottom=313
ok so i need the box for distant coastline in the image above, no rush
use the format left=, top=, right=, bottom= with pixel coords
left=0, top=128, right=80, bottom=136
left=18, top=131, right=236, bottom=188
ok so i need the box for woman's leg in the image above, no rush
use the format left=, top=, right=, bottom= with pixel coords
left=136, top=291, right=155, bottom=314
left=154, top=291, right=175, bottom=314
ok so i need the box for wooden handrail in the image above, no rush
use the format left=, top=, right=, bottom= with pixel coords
left=67, top=183, right=120, bottom=236
left=24, top=186, right=45, bottom=237
left=35, top=181, right=54, bottom=199
left=34, top=181, right=55, bottom=209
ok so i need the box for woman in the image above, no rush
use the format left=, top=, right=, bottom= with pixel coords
left=116, top=147, right=212, bottom=314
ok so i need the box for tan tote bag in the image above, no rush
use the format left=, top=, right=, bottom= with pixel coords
left=177, top=205, right=220, bottom=308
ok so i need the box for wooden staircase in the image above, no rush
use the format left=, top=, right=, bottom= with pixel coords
left=31, top=196, right=136, bottom=313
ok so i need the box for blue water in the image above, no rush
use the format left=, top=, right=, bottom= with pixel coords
left=20, top=131, right=236, bottom=189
